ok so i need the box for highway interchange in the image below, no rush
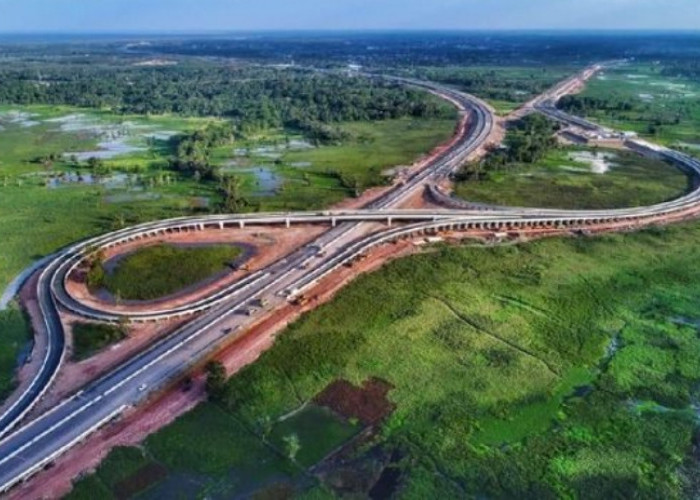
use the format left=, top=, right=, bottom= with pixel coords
left=2, top=64, right=700, bottom=494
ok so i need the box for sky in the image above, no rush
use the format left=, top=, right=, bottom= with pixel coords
left=0, top=0, right=697, bottom=33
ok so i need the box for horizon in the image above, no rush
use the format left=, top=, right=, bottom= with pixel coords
left=1, top=28, right=699, bottom=37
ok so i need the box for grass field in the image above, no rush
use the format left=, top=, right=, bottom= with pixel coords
left=454, top=146, right=689, bottom=209
left=576, top=64, right=700, bottom=150
left=72, top=323, right=127, bottom=361
left=102, top=244, right=243, bottom=301
left=69, top=221, right=700, bottom=498
left=212, top=116, right=457, bottom=211
left=0, top=304, right=32, bottom=401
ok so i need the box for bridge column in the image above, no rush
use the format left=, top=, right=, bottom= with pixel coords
left=219, top=222, right=224, bottom=230
left=286, top=218, right=291, bottom=228
left=238, top=220, right=245, bottom=229
left=387, top=216, right=392, bottom=227
left=331, top=217, right=337, bottom=227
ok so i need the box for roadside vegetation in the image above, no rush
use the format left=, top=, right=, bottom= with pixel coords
left=98, top=244, right=243, bottom=301
left=69, top=221, right=700, bottom=498
left=0, top=304, right=32, bottom=401
left=404, top=66, right=575, bottom=114
left=453, top=114, right=689, bottom=209
left=71, top=322, right=128, bottom=361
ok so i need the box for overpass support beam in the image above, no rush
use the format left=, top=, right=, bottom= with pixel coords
left=219, top=222, right=224, bottom=230
left=285, top=218, right=291, bottom=229
left=331, top=217, right=337, bottom=228
left=239, top=221, right=245, bottom=229
left=387, top=217, right=392, bottom=227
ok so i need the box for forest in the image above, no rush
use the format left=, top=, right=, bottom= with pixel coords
left=0, top=63, right=451, bottom=130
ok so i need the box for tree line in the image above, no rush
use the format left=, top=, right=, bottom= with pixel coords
left=455, top=114, right=559, bottom=181
left=0, top=63, right=452, bottom=131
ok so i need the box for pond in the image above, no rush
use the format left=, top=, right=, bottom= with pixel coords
left=66, top=138, right=146, bottom=161
left=222, top=165, right=281, bottom=195
left=45, top=171, right=135, bottom=189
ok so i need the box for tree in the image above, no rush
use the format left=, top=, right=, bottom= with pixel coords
left=112, top=213, right=127, bottom=230
left=256, top=415, right=273, bottom=441
left=87, top=157, right=103, bottom=170
left=205, top=360, right=227, bottom=401
left=220, top=175, right=247, bottom=213
left=85, top=248, right=106, bottom=291
left=117, top=316, right=131, bottom=336
left=41, top=155, right=54, bottom=173
left=283, top=433, right=301, bottom=462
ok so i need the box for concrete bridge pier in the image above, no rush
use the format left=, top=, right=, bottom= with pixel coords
left=238, top=220, right=245, bottom=229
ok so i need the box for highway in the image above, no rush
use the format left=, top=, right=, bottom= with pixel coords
left=2, top=64, right=700, bottom=494
left=0, top=73, right=495, bottom=493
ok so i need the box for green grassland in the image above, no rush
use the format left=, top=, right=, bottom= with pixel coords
left=69, top=221, right=700, bottom=498
left=102, top=244, right=243, bottom=301
left=576, top=65, right=700, bottom=149
left=454, top=146, right=689, bottom=209
left=72, top=323, right=127, bottom=361
left=282, top=118, right=457, bottom=188
left=0, top=304, right=32, bottom=400
left=210, top=116, right=457, bottom=211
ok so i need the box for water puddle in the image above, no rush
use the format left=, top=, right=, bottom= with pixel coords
left=40, top=113, right=176, bottom=160
left=104, top=192, right=161, bottom=204
left=44, top=171, right=134, bottom=189
left=233, top=139, right=315, bottom=159
left=670, top=316, right=700, bottom=329
left=142, top=131, right=179, bottom=141
left=221, top=165, right=281, bottom=195
left=0, top=110, right=41, bottom=128
left=240, top=167, right=281, bottom=195
left=568, top=150, right=618, bottom=174
left=68, top=139, right=146, bottom=161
